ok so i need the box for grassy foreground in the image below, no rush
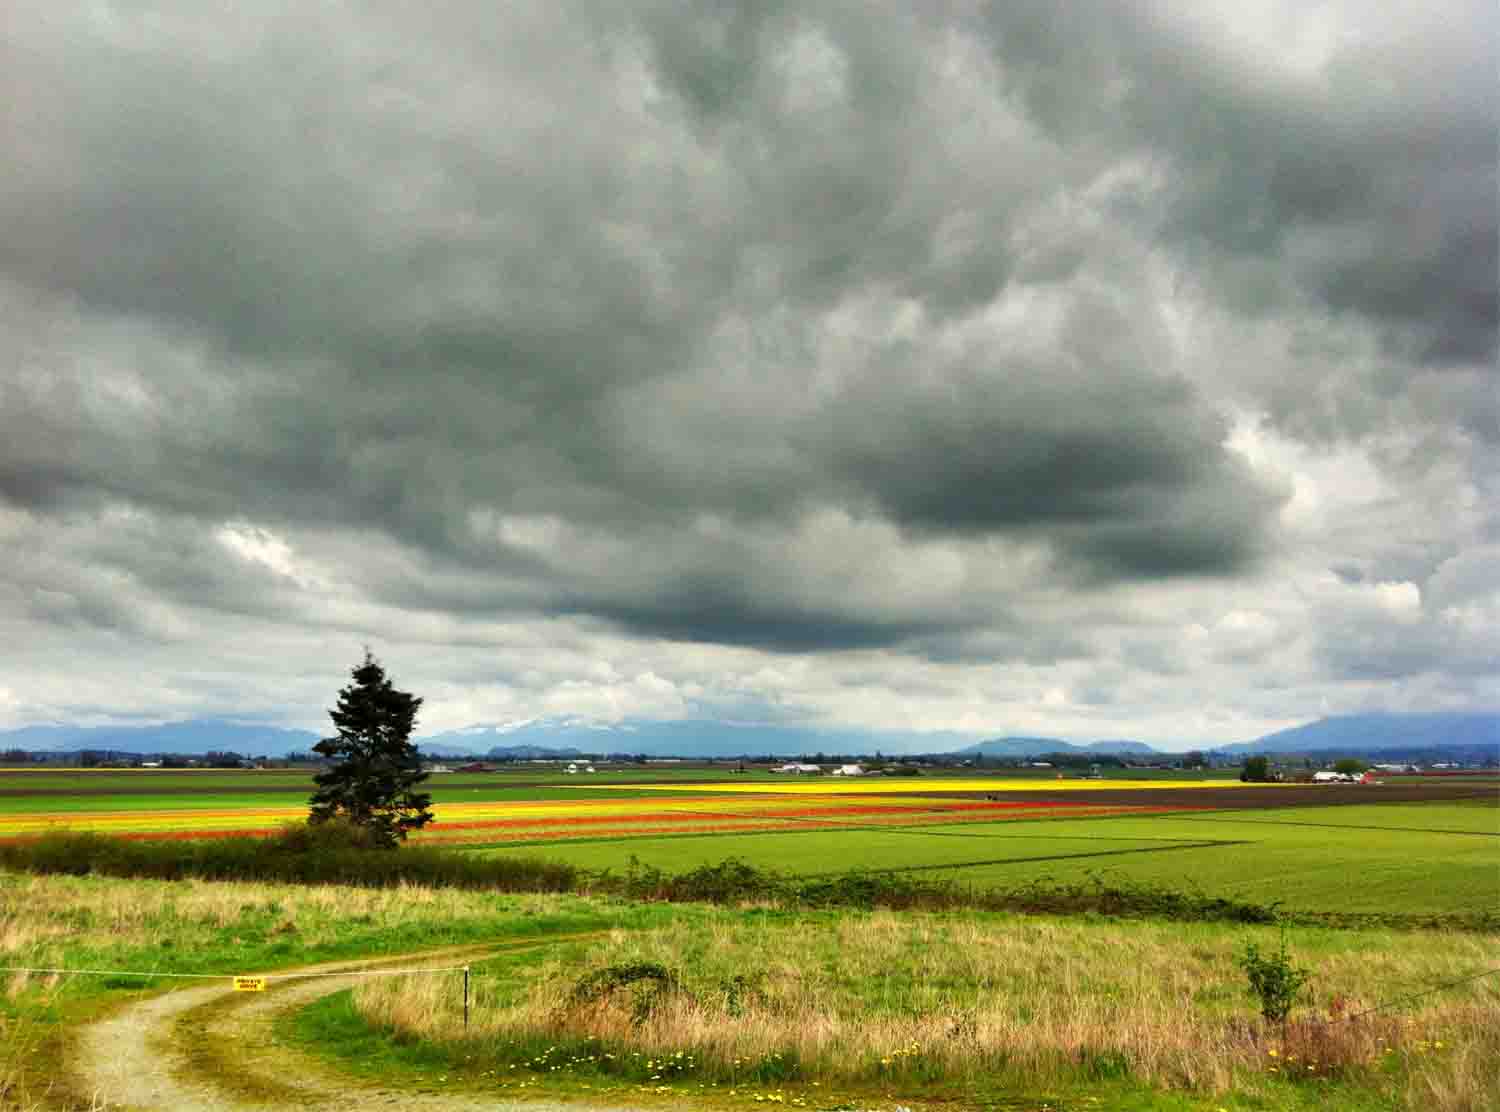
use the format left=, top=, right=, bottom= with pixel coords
left=2, top=865, right=1497, bottom=1110
left=328, top=907, right=1499, bottom=1110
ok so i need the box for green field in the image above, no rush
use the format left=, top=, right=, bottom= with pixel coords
left=475, top=798, right=1500, bottom=917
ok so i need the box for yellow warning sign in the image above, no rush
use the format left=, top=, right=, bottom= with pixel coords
left=233, top=976, right=267, bottom=992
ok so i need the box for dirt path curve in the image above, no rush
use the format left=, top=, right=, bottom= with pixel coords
left=69, top=940, right=649, bottom=1112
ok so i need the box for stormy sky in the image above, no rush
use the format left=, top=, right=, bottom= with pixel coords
left=2, top=1, right=1495, bottom=746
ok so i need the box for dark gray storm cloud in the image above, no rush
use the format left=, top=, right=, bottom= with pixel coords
left=975, top=1, right=1498, bottom=366
left=1, top=1, right=1496, bottom=734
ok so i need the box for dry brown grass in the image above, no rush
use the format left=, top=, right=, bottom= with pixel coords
left=0, top=872, right=576, bottom=964
left=1400, top=1002, right=1500, bottom=1112
left=353, top=912, right=1500, bottom=1104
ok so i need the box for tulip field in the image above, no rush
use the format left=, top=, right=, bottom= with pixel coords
left=0, top=772, right=1248, bottom=842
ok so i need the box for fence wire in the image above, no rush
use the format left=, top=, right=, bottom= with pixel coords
left=0, top=963, right=468, bottom=981
left=1321, top=966, right=1500, bottom=1026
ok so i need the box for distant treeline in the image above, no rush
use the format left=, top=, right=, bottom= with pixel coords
left=0, top=749, right=300, bottom=768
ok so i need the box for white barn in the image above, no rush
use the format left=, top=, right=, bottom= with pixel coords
left=1312, top=770, right=1354, bottom=783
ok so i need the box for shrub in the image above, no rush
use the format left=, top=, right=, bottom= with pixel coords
left=566, top=961, right=686, bottom=1024
left=269, top=816, right=381, bottom=853
left=1239, top=931, right=1312, bottom=1022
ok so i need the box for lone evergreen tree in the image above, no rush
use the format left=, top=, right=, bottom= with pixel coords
left=309, top=651, right=433, bottom=848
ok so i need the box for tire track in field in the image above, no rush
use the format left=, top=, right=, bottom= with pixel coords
left=512, top=810, right=1244, bottom=874
left=649, top=805, right=1254, bottom=870
left=796, top=838, right=1251, bottom=877
left=645, top=805, right=1254, bottom=870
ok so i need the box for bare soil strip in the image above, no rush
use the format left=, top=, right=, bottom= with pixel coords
left=860, top=783, right=1498, bottom=808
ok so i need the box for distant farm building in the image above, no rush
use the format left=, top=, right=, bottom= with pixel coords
left=771, top=763, right=822, bottom=774
left=831, top=764, right=866, bottom=776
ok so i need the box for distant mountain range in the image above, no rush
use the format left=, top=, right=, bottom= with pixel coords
left=1, top=712, right=1495, bottom=762
left=0, top=721, right=320, bottom=758
left=957, top=737, right=1161, bottom=758
left=414, top=720, right=971, bottom=760
left=0, top=718, right=966, bottom=760
left=1211, top=713, right=1499, bottom=759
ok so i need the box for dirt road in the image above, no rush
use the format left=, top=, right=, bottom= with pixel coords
left=68, top=942, right=648, bottom=1112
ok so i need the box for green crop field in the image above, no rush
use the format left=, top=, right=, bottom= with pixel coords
left=473, top=796, right=1499, bottom=918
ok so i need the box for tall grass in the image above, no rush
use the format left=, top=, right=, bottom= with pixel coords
left=351, top=913, right=1500, bottom=1106
left=1403, top=1002, right=1500, bottom=1112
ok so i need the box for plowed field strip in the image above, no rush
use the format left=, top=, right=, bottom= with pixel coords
left=592, top=778, right=1286, bottom=795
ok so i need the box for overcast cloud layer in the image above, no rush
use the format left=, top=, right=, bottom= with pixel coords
left=2, top=1, right=1495, bottom=745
